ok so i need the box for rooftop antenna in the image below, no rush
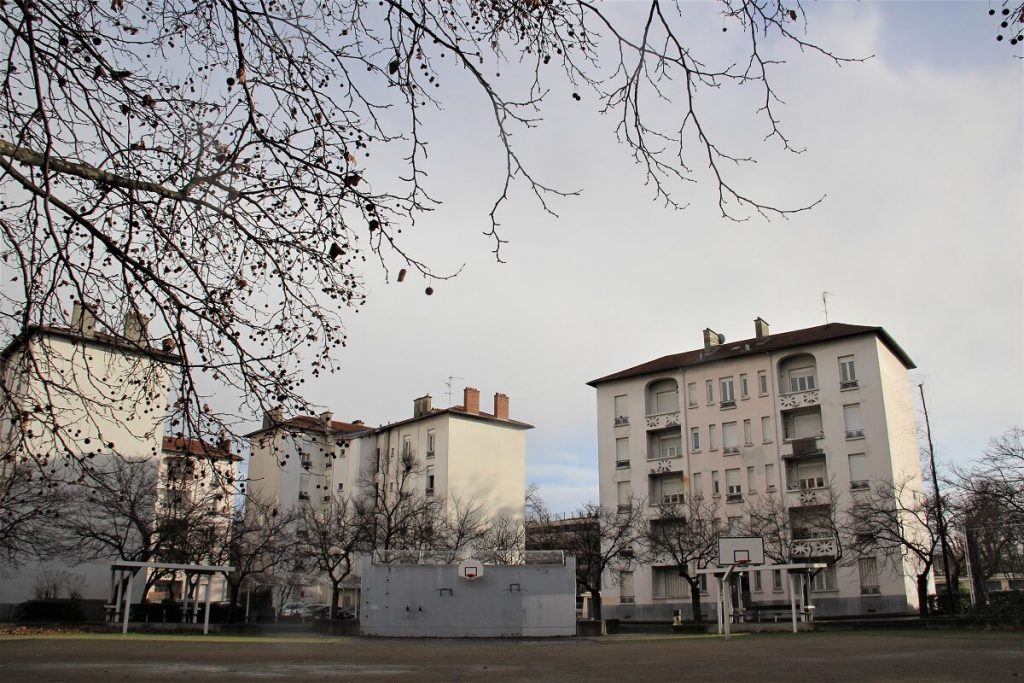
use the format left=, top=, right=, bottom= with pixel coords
left=821, top=291, right=832, bottom=324
left=444, top=375, right=464, bottom=407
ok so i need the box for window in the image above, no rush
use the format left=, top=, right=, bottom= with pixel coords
left=722, top=422, right=739, bottom=454
left=761, top=416, right=772, bottom=443
left=690, top=427, right=701, bottom=452
left=726, top=469, right=742, bottom=500
left=720, top=377, right=735, bottom=405
left=614, top=395, right=628, bottom=425
left=658, top=433, right=683, bottom=459
left=426, top=429, right=436, bottom=457
left=743, top=419, right=753, bottom=446
left=706, top=379, right=714, bottom=404
left=336, top=441, right=347, bottom=458
left=844, top=403, right=864, bottom=438
left=811, top=566, right=837, bottom=592
left=848, top=453, right=869, bottom=489
left=655, top=388, right=679, bottom=414
left=653, top=475, right=685, bottom=505
left=616, top=437, right=630, bottom=466
left=426, top=465, right=435, bottom=495
left=788, top=460, right=826, bottom=491
left=747, top=466, right=756, bottom=493
left=765, top=463, right=776, bottom=492
left=617, top=481, right=633, bottom=511
left=620, top=571, right=635, bottom=603
left=758, top=370, right=768, bottom=396
left=711, top=470, right=720, bottom=496
left=839, top=356, right=858, bottom=387
left=784, top=410, right=822, bottom=440
left=708, top=424, right=718, bottom=451
left=753, top=570, right=763, bottom=592
left=402, top=435, right=412, bottom=458
left=687, top=382, right=698, bottom=408
left=773, top=570, right=783, bottom=592
left=699, top=574, right=708, bottom=594
left=728, top=516, right=743, bottom=534
left=740, top=374, right=749, bottom=399
left=299, top=473, right=310, bottom=501
left=858, top=557, right=879, bottom=594
left=789, top=366, right=817, bottom=392
left=652, top=567, right=687, bottom=598
left=692, top=472, right=703, bottom=499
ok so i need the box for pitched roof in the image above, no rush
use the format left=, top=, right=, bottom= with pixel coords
left=162, top=435, right=242, bottom=461
left=588, top=323, right=915, bottom=386
left=1, top=325, right=180, bottom=364
left=371, top=405, right=534, bottom=433
left=244, top=415, right=373, bottom=439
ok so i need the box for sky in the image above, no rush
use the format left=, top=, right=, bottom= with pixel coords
left=248, top=1, right=1023, bottom=514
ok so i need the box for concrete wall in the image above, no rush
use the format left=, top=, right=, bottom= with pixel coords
left=360, top=557, right=576, bottom=637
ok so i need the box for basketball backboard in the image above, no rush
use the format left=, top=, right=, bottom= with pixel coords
left=718, top=536, right=765, bottom=566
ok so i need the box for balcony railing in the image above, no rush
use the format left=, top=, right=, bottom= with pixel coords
left=791, top=536, right=838, bottom=560
left=645, top=411, right=681, bottom=430
left=779, top=389, right=820, bottom=409
left=648, top=446, right=683, bottom=460
left=786, top=488, right=829, bottom=508
left=614, top=416, right=630, bottom=426
left=298, top=492, right=310, bottom=501
left=659, top=493, right=685, bottom=505
left=845, top=428, right=865, bottom=439
left=723, top=446, right=740, bottom=455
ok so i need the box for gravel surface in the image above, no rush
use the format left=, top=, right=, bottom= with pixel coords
left=0, top=630, right=1021, bottom=681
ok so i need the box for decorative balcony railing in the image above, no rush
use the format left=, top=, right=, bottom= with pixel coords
left=791, top=536, right=838, bottom=560
left=645, top=411, right=681, bottom=430
left=786, top=488, right=829, bottom=508
left=648, top=446, right=683, bottom=460
left=779, top=389, right=820, bottom=409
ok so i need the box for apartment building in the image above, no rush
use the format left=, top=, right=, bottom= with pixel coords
left=0, top=303, right=178, bottom=614
left=589, top=319, right=924, bottom=619
left=246, top=387, right=532, bottom=608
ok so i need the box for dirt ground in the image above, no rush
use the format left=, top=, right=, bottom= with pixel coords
left=0, top=630, right=1021, bottom=682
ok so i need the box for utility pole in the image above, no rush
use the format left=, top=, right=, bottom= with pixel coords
left=919, top=383, right=956, bottom=614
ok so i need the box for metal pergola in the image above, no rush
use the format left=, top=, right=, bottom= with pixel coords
left=109, top=560, right=234, bottom=635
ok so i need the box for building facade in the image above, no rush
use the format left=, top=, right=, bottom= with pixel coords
left=246, top=387, right=531, bottom=609
left=589, top=319, right=924, bottom=619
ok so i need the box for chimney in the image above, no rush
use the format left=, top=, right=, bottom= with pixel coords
left=124, top=310, right=150, bottom=343
left=703, top=328, right=724, bottom=351
left=352, top=419, right=364, bottom=426
left=319, top=410, right=334, bottom=425
left=754, top=317, right=770, bottom=339
left=413, top=394, right=432, bottom=418
left=71, top=301, right=97, bottom=337
left=262, top=406, right=285, bottom=429
left=493, top=393, right=509, bottom=420
left=217, top=431, right=232, bottom=453
left=463, top=387, right=480, bottom=415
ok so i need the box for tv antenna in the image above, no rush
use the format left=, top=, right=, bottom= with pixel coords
left=821, top=291, right=832, bottom=324
left=444, top=375, right=463, bottom=407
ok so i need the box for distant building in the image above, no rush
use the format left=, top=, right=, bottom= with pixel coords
left=589, top=319, right=924, bottom=619
left=246, top=387, right=532, bottom=610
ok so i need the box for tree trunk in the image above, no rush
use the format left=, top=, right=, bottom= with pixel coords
left=688, top=578, right=703, bottom=623
left=227, top=581, right=241, bottom=623
left=591, top=590, right=602, bottom=621
left=916, top=573, right=930, bottom=617
left=330, top=583, right=341, bottom=620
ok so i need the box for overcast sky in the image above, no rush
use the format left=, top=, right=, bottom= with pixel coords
left=254, top=1, right=1023, bottom=513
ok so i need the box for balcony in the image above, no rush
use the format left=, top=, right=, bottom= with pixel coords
left=660, top=493, right=685, bottom=505
left=723, top=446, right=740, bottom=455
left=614, top=416, right=630, bottom=426
left=785, top=487, right=828, bottom=508
left=790, top=535, right=838, bottom=560
left=845, top=428, right=865, bottom=439
left=840, top=380, right=859, bottom=391
left=645, top=411, right=681, bottom=430
left=298, top=492, right=310, bottom=501
left=783, top=437, right=824, bottom=460
left=615, top=459, right=631, bottom=469
left=779, top=389, right=820, bottom=410
left=648, top=446, right=683, bottom=460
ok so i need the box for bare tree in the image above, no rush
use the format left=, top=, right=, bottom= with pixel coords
left=646, top=495, right=721, bottom=622
left=960, top=427, right=1024, bottom=518
left=477, top=511, right=527, bottom=566
left=293, top=494, right=362, bottom=620
left=209, top=490, right=296, bottom=623
left=847, top=478, right=941, bottom=617
left=0, top=0, right=859, bottom=465
left=534, top=500, right=647, bottom=621
left=743, top=485, right=845, bottom=568
left=0, top=454, right=61, bottom=566
left=956, top=479, right=1024, bottom=606
left=354, top=449, right=438, bottom=554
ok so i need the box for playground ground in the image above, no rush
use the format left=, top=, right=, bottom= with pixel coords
left=0, top=629, right=1021, bottom=681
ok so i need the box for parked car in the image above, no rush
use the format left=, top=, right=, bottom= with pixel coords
left=300, top=603, right=330, bottom=621
left=280, top=602, right=306, bottom=618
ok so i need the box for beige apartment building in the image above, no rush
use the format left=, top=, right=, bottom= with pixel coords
left=246, top=387, right=532, bottom=610
left=589, top=319, right=924, bottom=619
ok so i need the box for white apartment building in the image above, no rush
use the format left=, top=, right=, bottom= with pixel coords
left=246, top=387, right=532, bottom=608
left=0, top=303, right=178, bottom=615
left=589, top=319, right=924, bottom=619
